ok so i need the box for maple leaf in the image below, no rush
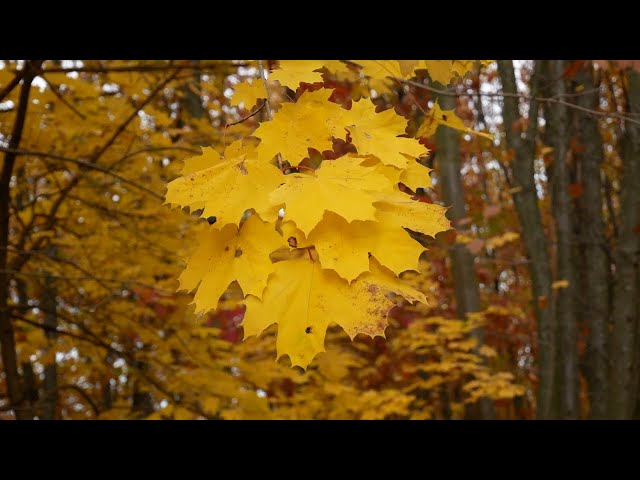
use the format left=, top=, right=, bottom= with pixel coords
left=165, top=145, right=283, bottom=227
left=270, top=60, right=327, bottom=89
left=180, top=146, right=224, bottom=175
left=354, top=60, right=403, bottom=82
left=253, top=89, right=345, bottom=165
left=374, top=193, right=451, bottom=237
left=398, top=60, right=422, bottom=78
left=417, top=102, right=494, bottom=140
left=340, top=100, right=427, bottom=167
left=230, top=78, right=266, bottom=110
left=400, top=157, right=433, bottom=190
left=451, top=60, right=477, bottom=78
left=242, top=255, right=426, bottom=369
left=178, top=214, right=284, bottom=315
left=305, top=211, right=426, bottom=282
left=270, top=156, right=393, bottom=235
left=424, top=60, right=454, bottom=85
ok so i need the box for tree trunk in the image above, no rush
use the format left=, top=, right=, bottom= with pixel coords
left=545, top=60, right=579, bottom=419
left=497, top=60, right=556, bottom=419
left=609, top=68, right=640, bottom=419
left=21, top=361, right=37, bottom=419
left=435, top=93, right=495, bottom=420
left=572, top=64, right=610, bottom=419
left=41, top=273, right=58, bottom=420
left=0, top=61, right=39, bottom=419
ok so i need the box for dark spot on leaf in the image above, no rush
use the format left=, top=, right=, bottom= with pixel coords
left=235, top=248, right=243, bottom=258
left=368, top=285, right=380, bottom=296
left=442, top=114, right=448, bottom=121
left=288, top=236, right=298, bottom=248
left=305, top=326, right=312, bottom=334
left=224, top=246, right=229, bottom=252
left=236, top=161, right=248, bottom=175
left=207, top=216, right=217, bottom=225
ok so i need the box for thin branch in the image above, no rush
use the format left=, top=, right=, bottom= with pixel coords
left=0, top=147, right=163, bottom=200
left=92, top=69, right=180, bottom=161
left=0, top=269, right=183, bottom=296
left=399, top=77, right=640, bottom=127
left=41, top=76, right=87, bottom=120
left=115, top=146, right=202, bottom=164
left=35, top=62, right=247, bottom=74
left=56, top=384, right=100, bottom=416
left=226, top=99, right=266, bottom=126
left=0, top=70, right=26, bottom=103
left=257, top=60, right=282, bottom=169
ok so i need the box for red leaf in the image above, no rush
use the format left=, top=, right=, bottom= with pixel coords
left=568, top=183, right=584, bottom=198
left=563, top=60, right=586, bottom=79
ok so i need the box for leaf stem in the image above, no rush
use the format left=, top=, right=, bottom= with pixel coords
left=258, top=60, right=283, bottom=169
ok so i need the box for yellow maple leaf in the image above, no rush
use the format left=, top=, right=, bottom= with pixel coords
left=451, top=60, right=476, bottom=78
left=417, top=102, right=494, bottom=141
left=304, top=211, right=425, bottom=282
left=353, top=60, right=403, bottom=82
left=242, top=255, right=426, bottom=369
left=398, top=60, right=422, bottom=78
left=374, top=193, right=451, bottom=238
left=424, top=60, right=454, bottom=85
left=270, top=156, right=393, bottom=235
left=340, top=100, right=427, bottom=167
left=400, top=157, right=433, bottom=190
left=230, top=78, right=266, bottom=110
left=180, top=146, right=223, bottom=176
left=165, top=146, right=283, bottom=227
left=270, top=60, right=327, bottom=89
left=254, top=89, right=345, bottom=165
left=178, top=214, right=284, bottom=315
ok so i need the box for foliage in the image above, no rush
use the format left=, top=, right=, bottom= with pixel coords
left=0, top=60, right=530, bottom=420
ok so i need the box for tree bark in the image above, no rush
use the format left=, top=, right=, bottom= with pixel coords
left=545, top=60, right=578, bottom=419
left=572, top=64, right=610, bottom=419
left=497, top=60, right=556, bottom=419
left=0, top=61, right=39, bottom=419
left=435, top=93, right=495, bottom=420
left=41, top=273, right=58, bottom=420
left=21, top=361, right=38, bottom=419
left=609, top=68, right=640, bottom=419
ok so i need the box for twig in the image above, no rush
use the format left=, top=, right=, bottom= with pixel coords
left=226, top=100, right=266, bottom=126
left=31, top=62, right=248, bottom=74
left=0, top=147, right=163, bottom=200
left=257, top=60, right=283, bottom=169
left=399, top=77, right=640, bottom=127
left=41, top=76, right=87, bottom=120
left=92, top=69, right=180, bottom=161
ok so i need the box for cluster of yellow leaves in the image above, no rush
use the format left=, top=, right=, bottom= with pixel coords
left=166, top=61, right=460, bottom=369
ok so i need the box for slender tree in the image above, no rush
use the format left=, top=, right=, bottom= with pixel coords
left=610, top=67, right=640, bottom=419
left=545, top=60, right=578, bottom=418
left=497, top=60, right=556, bottom=419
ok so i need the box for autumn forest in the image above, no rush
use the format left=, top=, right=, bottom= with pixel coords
left=1, top=59, right=638, bottom=420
